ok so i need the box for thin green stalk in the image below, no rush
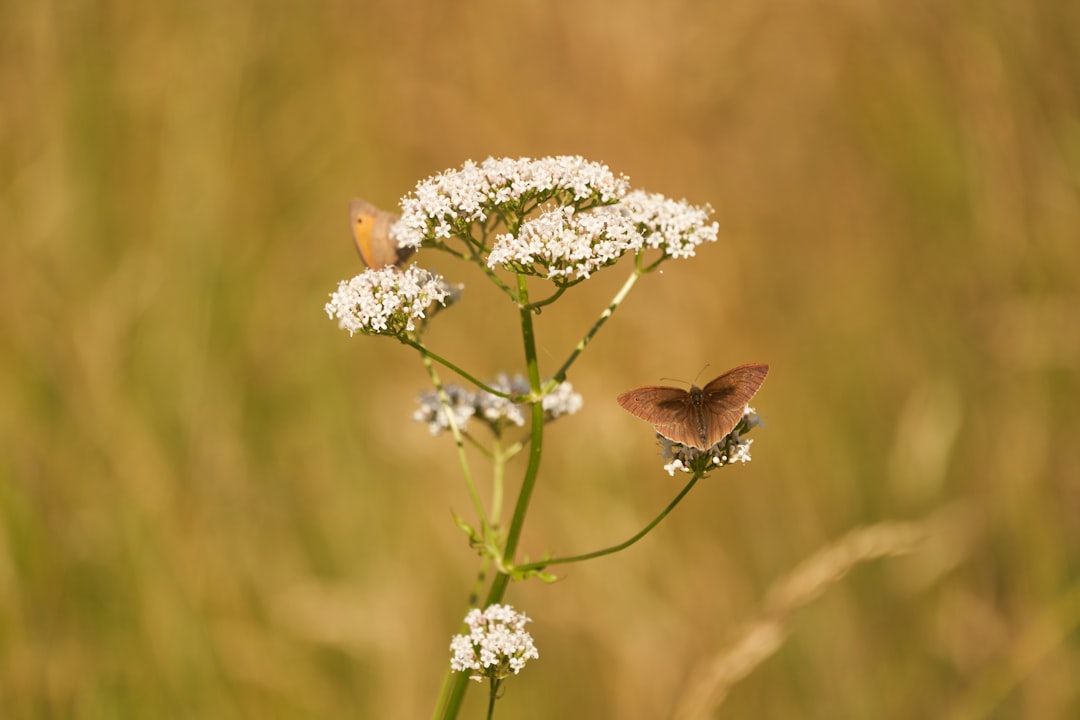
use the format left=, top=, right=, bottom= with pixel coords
left=434, top=243, right=515, bottom=302
left=462, top=241, right=519, bottom=303
left=404, top=338, right=527, bottom=401
left=501, top=274, right=544, bottom=561
left=515, top=471, right=702, bottom=572
left=462, top=432, right=494, bottom=461
left=491, top=437, right=506, bottom=526
left=523, top=285, right=568, bottom=311
left=546, top=268, right=641, bottom=390
left=486, top=678, right=499, bottom=720
left=421, top=353, right=488, bottom=543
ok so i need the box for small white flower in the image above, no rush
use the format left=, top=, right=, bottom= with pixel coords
left=662, top=457, right=688, bottom=477
left=325, top=265, right=453, bottom=336
left=727, top=438, right=754, bottom=464
left=450, top=604, right=539, bottom=681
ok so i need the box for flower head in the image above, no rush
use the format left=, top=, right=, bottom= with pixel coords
left=380, top=156, right=718, bottom=291
left=396, top=156, right=629, bottom=250
left=661, top=406, right=761, bottom=476
left=413, top=385, right=477, bottom=436
left=450, top=604, right=539, bottom=681
left=325, top=265, right=454, bottom=336
left=414, top=376, right=582, bottom=436
left=622, top=189, right=719, bottom=258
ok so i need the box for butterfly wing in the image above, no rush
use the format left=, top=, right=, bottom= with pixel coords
left=617, top=386, right=702, bottom=448
left=350, top=198, right=415, bottom=268
left=700, top=363, right=769, bottom=447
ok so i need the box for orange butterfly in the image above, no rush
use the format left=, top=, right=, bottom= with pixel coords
left=350, top=198, right=415, bottom=269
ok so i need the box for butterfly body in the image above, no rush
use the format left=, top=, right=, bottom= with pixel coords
left=617, top=363, right=769, bottom=450
left=350, top=198, right=415, bottom=269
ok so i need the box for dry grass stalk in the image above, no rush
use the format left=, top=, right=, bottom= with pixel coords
left=673, top=520, right=932, bottom=720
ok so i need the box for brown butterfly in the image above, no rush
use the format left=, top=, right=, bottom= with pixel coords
left=350, top=198, right=416, bottom=269
left=617, top=363, right=769, bottom=450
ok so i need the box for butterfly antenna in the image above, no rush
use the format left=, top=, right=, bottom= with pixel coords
left=690, top=363, right=711, bottom=385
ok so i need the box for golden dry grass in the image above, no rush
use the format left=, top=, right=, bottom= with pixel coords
left=2, top=0, right=1079, bottom=717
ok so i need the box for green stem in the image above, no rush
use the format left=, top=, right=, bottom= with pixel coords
left=420, top=353, right=488, bottom=528
left=515, top=471, right=702, bottom=572
left=403, top=338, right=526, bottom=401
left=436, top=275, right=546, bottom=720
left=501, top=274, right=544, bottom=561
left=524, top=285, right=568, bottom=311
left=463, top=241, right=519, bottom=303
left=430, top=228, right=518, bottom=304
left=462, top=432, right=494, bottom=461
left=486, top=677, right=499, bottom=720
left=641, top=257, right=665, bottom=273
left=491, top=438, right=506, bottom=526
left=544, top=268, right=641, bottom=391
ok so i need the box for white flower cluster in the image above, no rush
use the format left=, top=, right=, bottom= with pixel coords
left=661, top=407, right=760, bottom=476
left=412, top=385, right=476, bottom=436
left=413, top=375, right=583, bottom=436
left=450, top=604, right=539, bottom=681
left=488, top=205, right=645, bottom=281
left=396, top=156, right=629, bottom=249
left=474, top=177, right=716, bottom=282
left=325, top=265, right=452, bottom=336
left=623, top=189, right=719, bottom=258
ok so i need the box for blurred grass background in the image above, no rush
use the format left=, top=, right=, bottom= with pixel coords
left=2, top=0, right=1079, bottom=717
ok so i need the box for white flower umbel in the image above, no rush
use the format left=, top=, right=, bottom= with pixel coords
left=623, top=189, right=719, bottom=259
left=396, top=156, right=629, bottom=250
left=414, top=376, right=583, bottom=436
left=488, top=205, right=645, bottom=282
left=450, top=604, right=539, bottom=681
left=661, top=407, right=761, bottom=476
left=414, top=386, right=478, bottom=436
left=325, top=265, right=452, bottom=336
